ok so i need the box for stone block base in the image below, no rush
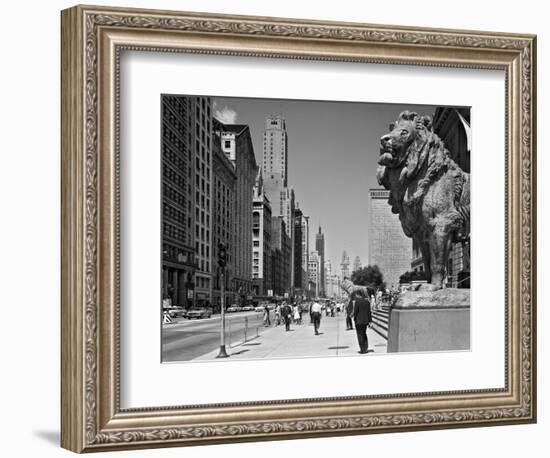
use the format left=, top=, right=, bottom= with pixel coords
left=387, top=288, right=470, bottom=352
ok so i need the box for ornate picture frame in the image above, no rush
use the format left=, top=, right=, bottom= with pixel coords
left=61, top=4, right=536, bottom=453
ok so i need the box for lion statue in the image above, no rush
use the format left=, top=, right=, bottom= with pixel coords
left=376, top=111, right=470, bottom=290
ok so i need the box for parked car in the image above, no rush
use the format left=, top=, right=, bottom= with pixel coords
left=226, top=306, right=239, bottom=313
left=163, top=307, right=187, bottom=318
left=242, top=305, right=255, bottom=312
left=186, top=308, right=212, bottom=319
left=254, top=306, right=265, bottom=313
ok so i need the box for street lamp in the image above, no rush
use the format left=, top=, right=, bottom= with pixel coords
left=216, top=242, right=229, bottom=358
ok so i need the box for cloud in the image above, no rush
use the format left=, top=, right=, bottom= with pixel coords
left=214, top=104, right=238, bottom=124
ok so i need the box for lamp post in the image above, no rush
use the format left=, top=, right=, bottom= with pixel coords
left=216, top=243, right=229, bottom=359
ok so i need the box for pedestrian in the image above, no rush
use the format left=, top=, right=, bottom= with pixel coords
left=345, top=297, right=354, bottom=330
left=281, top=302, right=292, bottom=331
left=293, top=304, right=301, bottom=325
left=274, top=304, right=281, bottom=326
left=311, top=300, right=322, bottom=335
left=353, top=290, right=373, bottom=354
left=263, top=304, right=271, bottom=327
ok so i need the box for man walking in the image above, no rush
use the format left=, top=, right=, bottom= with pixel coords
left=281, top=302, right=292, bottom=331
left=311, top=300, right=322, bottom=335
left=263, top=304, right=271, bottom=327
left=352, top=290, right=372, bottom=354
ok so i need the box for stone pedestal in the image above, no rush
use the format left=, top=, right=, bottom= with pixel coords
left=387, top=288, right=470, bottom=353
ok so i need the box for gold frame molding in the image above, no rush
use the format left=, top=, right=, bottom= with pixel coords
left=61, top=4, right=537, bottom=453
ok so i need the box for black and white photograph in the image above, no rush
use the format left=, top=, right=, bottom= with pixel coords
left=161, top=95, right=471, bottom=362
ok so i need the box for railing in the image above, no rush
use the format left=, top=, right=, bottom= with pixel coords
left=226, top=312, right=265, bottom=348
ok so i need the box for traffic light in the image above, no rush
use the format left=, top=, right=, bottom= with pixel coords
left=218, top=242, right=227, bottom=268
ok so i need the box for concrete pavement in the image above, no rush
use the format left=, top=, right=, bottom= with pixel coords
left=195, top=312, right=387, bottom=361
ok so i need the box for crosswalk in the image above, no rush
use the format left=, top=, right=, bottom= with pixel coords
left=371, top=305, right=390, bottom=340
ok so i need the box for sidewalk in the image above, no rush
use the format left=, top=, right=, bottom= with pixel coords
left=195, top=312, right=387, bottom=361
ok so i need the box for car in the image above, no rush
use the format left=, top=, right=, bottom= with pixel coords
left=163, top=307, right=187, bottom=318
left=226, top=306, right=239, bottom=313
left=254, top=306, right=265, bottom=313
left=242, top=305, right=255, bottom=312
left=186, top=308, right=212, bottom=319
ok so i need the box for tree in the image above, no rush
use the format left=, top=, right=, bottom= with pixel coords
left=351, top=265, right=386, bottom=291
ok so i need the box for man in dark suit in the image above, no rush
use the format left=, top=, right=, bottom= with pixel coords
left=345, top=299, right=354, bottom=330
left=352, top=290, right=372, bottom=354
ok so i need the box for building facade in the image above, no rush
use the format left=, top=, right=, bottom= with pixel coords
left=368, top=188, right=412, bottom=289
left=262, top=114, right=296, bottom=292
left=293, top=206, right=305, bottom=296
left=252, top=171, right=273, bottom=297
left=301, top=215, right=310, bottom=290
left=431, top=107, right=471, bottom=288
left=211, top=127, right=236, bottom=312
left=353, top=256, right=362, bottom=275
left=218, top=121, right=258, bottom=302
left=315, top=226, right=326, bottom=296
left=271, top=216, right=291, bottom=296
left=340, top=250, right=351, bottom=281
left=308, top=250, right=321, bottom=297
left=161, top=95, right=210, bottom=308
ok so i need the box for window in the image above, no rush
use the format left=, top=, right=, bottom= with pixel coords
left=224, top=140, right=231, bottom=149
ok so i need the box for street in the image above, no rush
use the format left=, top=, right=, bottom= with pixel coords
left=162, top=309, right=388, bottom=362
left=162, top=311, right=264, bottom=362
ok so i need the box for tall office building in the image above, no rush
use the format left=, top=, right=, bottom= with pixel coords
left=161, top=95, right=198, bottom=308
left=212, top=126, right=236, bottom=311
left=161, top=95, right=215, bottom=307
left=191, top=97, right=214, bottom=306
left=341, top=251, right=351, bottom=281
left=252, top=171, right=272, bottom=296
left=293, top=206, right=305, bottom=295
left=308, top=251, right=321, bottom=297
left=368, top=188, right=412, bottom=288
left=324, top=259, right=333, bottom=297
left=315, top=226, right=326, bottom=296
left=301, top=215, right=310, bottom=289
left=262, top=114, right=288, bottom=185
left=271, top=217, right=291, bottom=296
left=430, top=108, right=471, bottom=288
left=262, top=114, right=295, bottom=292
left=353, top=256, right=362, bottom=274
left=217, top=120, right=258, bottom=301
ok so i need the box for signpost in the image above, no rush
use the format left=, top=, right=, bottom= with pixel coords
left=216, top=243, right=229, bottom=359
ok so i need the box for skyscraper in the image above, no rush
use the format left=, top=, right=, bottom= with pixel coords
left=315, top=226, right=326, bottom=296
left=252, top=171, right=272, bottom=296
left=341, top=251, right=351, bottom=281
left=217, top=120, right=258, bottom=301
left=212, top=124, right=236, bottom=311
left=161, top=95, right=198, bottom=308
left=293, top=206, right=304, bottom=295
left=353, top=256, right=362, bottom=274
left=262, top=114, right=295, bottom=293
left=301, top=215, right=310, bottom=289
left=368, top=188, right=412, bottom=288
left=308, top=250, right=321, bottom=297
left=262, top=114, right=288, bottom=186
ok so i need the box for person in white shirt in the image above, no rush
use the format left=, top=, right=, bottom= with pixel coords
left=311, top=301, right=322, bottom=335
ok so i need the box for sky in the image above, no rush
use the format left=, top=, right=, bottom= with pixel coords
left=212, top=96, right=441, bottom=273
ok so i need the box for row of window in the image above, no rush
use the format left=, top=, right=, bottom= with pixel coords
left=163, top=222, right=189, bottom=245
left=163, top=183, right=187, bottom=209
left=163, top=163, right=187, bottom=189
